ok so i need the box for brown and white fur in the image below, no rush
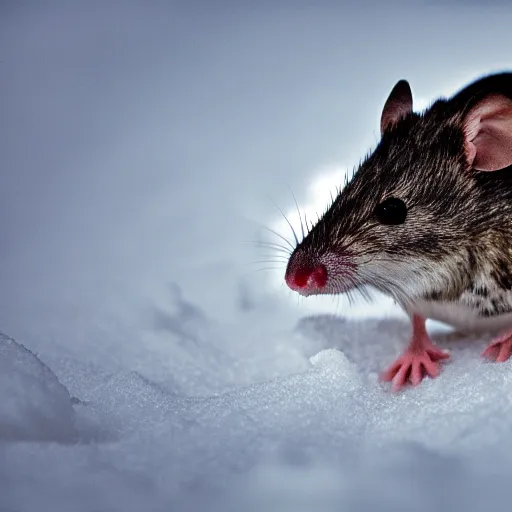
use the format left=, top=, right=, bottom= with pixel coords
left=284, top=72, right=512, bottom=391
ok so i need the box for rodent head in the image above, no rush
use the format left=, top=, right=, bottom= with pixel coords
left=285, top=74, right=512, bottom=307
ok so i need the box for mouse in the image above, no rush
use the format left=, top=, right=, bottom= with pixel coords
left=284, top=71, right=512, bottom=391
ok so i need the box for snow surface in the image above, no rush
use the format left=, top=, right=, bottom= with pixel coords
left=0, top=332, right=76, bottom=443
left=3, top=311, right=512, bottom=512
left=2, top=2, right=512, bottom=511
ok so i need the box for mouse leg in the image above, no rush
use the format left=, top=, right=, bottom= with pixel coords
left=482, top=328, right=512, bottom=362
left=380, top=314, right=450, bottom=392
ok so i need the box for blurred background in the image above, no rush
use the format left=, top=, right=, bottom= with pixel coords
left=2, top=0, right=511, bottom=352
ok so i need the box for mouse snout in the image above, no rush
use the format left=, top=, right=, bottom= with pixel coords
left=285, top=250, right=327, bottom=295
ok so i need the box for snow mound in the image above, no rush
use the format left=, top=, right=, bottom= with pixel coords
left=0, top=332, right=76, bottom=442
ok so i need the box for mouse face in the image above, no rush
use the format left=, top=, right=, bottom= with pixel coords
left=285, top=73, right=512, bottom=309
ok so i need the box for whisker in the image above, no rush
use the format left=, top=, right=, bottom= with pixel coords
left=269, top=197, right=299, bottom=246
left=346, top=288, right=354, bottom=307
left=290, top=189, right=305, bottom=241
left=252, top=251, right=289, bottom=260
left=262, top=226, right=295, bottom=250
left=249, top=242, right=292, bottom=255
left=244, top=239, right=289, bottom=249
left=248, top=259, right=288, bottom=265
left=253, top=240, right=291, bottom=250
left=257, top=251, right=290, bottom=260
left=255, top=253, right=289, bottom=259
left=360, top=270, right=409, bottom=306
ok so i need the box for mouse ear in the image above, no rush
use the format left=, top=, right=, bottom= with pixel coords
left=380, top=79, right=413, bottom=135
left=463, top=94, right=512, bottom=171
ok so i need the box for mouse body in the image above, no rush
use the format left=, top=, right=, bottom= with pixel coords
left=284, top=72, right=512, bottom=391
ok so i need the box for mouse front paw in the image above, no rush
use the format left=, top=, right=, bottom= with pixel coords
left=380, top=315, right=450, bottom=392
left=482, top=330, right=512, bottom=362
left=380, top=345, right=449, bottom=392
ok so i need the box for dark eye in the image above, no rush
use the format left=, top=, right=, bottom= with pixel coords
left=375, top=197, right=407, bottom=225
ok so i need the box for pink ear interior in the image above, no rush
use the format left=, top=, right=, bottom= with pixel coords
left=464, top=94, right=512, bottom=172
left=380, top=80, right=413, bottom=135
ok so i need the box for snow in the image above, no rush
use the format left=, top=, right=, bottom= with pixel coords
left=2, top=2, right=512, bottom=511
left=0, top=332, right=76, bottom=442
left=3, top=309, right=512, bottom=511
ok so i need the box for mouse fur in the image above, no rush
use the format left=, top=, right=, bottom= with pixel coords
left=285, top=72, right=512, bottom=333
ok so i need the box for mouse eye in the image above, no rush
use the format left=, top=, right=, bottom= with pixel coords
left=375, top=197, right=407, bottom=225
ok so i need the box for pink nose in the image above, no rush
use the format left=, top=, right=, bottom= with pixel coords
left=285, top=264, right=328, bottom=292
